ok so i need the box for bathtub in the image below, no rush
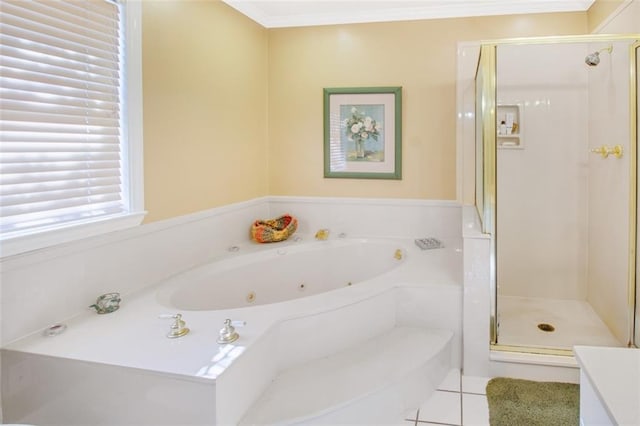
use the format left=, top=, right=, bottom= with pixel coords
left=157, top=238, right=406, bottom=311
left=3, top=235, right=463, bottom=425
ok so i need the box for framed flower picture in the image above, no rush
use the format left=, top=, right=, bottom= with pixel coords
left=323, top=86, right=402, bottom=179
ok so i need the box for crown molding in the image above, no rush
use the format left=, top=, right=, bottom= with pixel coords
left=223, top=0, right=595, bottom=29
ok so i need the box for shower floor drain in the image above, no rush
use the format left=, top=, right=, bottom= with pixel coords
left=537, top=323, right=555, bottom=332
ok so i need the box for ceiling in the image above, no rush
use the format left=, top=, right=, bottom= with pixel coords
left=222, top=0, right=596, bottom=28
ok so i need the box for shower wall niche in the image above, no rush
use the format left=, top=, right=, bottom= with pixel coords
left=496, top=104, right=522, bottom=148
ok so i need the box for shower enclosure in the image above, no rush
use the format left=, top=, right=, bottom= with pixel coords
left=474, top=35, right=640, bottom=354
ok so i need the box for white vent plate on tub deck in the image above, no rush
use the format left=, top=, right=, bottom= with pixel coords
left=239, top=326, right=452, bottom=425
left=415, top=238, right=444, bottom=250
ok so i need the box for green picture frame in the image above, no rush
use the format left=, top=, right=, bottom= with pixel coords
left=323, top=86, right=402, bottom=179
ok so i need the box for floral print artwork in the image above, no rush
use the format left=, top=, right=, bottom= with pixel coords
left=341, top=105, right=385, bottom=161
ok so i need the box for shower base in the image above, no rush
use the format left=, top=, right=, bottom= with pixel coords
left=497, top=296, right=622, bottom=350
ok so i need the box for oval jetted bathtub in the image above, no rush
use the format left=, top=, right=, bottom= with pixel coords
left=5, top=235, right=461, bottom=426
left=153, top=237, right=458, bottom=425
left=157, top=238, right=406, bottom=311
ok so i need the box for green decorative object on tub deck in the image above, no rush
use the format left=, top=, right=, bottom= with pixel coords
left=251, top=214, right=298, bottom=243
left=89, top=292, right=121, bottom=314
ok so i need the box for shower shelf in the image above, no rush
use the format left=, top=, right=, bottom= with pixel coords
left=497, top=135, right=522, bottom=149
left=497, top=104, right=523, bottom=149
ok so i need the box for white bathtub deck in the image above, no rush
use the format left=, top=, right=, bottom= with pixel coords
left=4, top=236, right=461, bottom=381
left=3, top=236, right=462, bottom=424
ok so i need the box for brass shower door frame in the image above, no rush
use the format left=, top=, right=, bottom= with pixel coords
left=474, top=44, right=497, bottom=344
left=475, top=34, right=640, bottom=354
left=632, top=40, right=639, bottom=348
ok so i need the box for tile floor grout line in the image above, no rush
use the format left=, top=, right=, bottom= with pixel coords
left=405, top=409, right=418, bottom=424
left=437, top=388, right=461, bottom=394
left=406, top=411, right=418, bottom=425
left=462, top=391, right=487, bottom=396
left=416, top=388, right=463, bottom=426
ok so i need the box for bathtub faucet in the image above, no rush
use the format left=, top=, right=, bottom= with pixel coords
left=315, top=229, right=330, bottom=240
left=158, top=313, right=190, bottom=338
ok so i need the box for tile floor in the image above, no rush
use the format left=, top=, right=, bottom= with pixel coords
left=402, top=369, right=491, bottom=426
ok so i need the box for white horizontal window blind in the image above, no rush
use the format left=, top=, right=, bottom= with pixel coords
left=0, top=0, right=125, bottom=236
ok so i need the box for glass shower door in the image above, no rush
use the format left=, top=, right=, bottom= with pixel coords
left=474, top=44, right=497, bottom=343
left=486, top=36, right=638, bottom=352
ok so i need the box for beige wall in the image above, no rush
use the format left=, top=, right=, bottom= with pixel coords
left=587, top=0, right=627, bottom=32
left=142, top=1, right=269, bottom=223
left=141, top=1, right=586, bottom=222
left=593, top=0, right=640, bottom=32
left=267, top=13, right=586, bottom=200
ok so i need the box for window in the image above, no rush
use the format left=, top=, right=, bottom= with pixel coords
left=0, top=0, right=144, bottom=257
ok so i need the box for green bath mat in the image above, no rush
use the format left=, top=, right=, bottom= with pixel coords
left=486, top=377, right=579, bottom=426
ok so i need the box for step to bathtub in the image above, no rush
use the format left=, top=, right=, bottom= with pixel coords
left=240, top=326, right=453, bottom=425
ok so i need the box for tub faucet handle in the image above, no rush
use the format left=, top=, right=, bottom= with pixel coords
left=159, top=313, right=190, bottom=338
left=217, top=319, right=244, bottom=344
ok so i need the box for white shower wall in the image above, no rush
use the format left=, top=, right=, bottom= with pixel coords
left=497, top=43, right=590, bottom=300
left=496, top=38, right=635, bottom=345
left=586, top=40, right=633, bottom=345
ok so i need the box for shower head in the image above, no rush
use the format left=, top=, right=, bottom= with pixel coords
left=585, top=51, right=601, bottom=66
left=585, top=45, right=613, bottom=67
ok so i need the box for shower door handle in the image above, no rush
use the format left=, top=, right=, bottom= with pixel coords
left=590, top=145, right=623, bottom=159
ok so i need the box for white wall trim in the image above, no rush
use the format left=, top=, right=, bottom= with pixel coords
left=0, top=198, right=269, bottom=269
left=267, top=196, right=460, bottom=208
left=1, top=196, right=461, bottom=346
left=0, top=213, right=146, bottom=259
left=141, top=197, right=270, bottom=234
left=0, top=196, right=459, bottom=267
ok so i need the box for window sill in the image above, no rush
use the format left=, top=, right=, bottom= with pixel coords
left=0, top=212, right=147, bottom=259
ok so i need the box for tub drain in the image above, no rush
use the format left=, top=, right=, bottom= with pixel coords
left=537, top=323, right=555, bottom=332
left=246, top=291, right=256, bottom=303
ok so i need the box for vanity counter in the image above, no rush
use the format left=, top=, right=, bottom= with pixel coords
left=574, top=346, right=640, bottom=426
